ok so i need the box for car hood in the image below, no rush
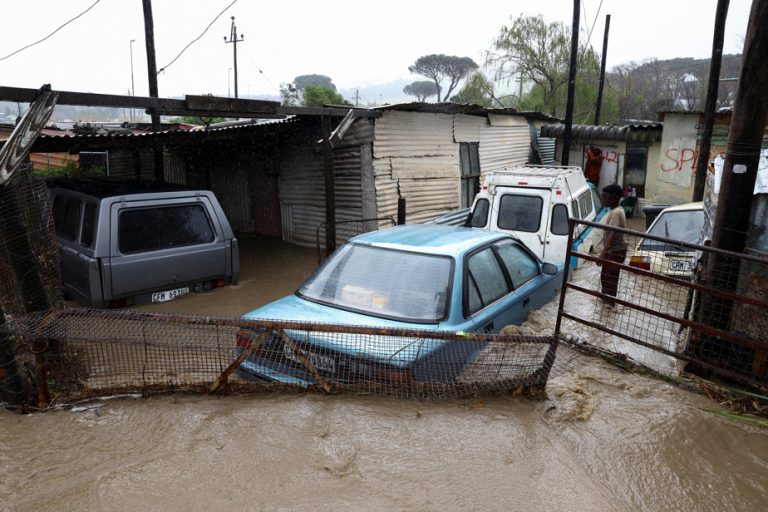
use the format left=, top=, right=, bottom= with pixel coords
left=242, top=295, right=444, bottom=365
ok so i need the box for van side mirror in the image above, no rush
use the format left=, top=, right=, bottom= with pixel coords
left=541, top=262, right=559, bottom=275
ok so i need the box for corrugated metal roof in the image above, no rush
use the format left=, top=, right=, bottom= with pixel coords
left=540, top=123, right=663, bottom=143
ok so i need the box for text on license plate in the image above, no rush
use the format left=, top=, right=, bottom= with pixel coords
left=151, top=287, right=190, bottom=302
left=283, top=344, right=336, bottom=373
left=669, top=259, right=694, bottom=272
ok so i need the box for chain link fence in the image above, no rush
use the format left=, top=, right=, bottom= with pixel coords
left=4, top=309, right=562, bottom=406
left=555, top=218, right=768, bottom=390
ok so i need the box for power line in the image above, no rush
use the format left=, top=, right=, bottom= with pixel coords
left=0, top=0, right=102, bottom=61
left=242, top=48, right=275, bottom=88
left=158, top=0, right=238, bottom=74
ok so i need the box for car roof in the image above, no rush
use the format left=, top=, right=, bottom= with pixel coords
left=660, top=202, right=704, bottom=213
left=47, top=177, right=200, bottom=199
left=349, top=224, right=509, bottom=256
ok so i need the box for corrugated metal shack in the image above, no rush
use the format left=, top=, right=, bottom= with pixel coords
left=27, top=103, right=549, bottom=248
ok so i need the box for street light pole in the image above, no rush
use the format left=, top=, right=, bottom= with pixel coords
left=129, top=39, right=136, bottom=97
left=223, top=16, right=244, bottom=99
left=228, top=67, right=232, bottom=98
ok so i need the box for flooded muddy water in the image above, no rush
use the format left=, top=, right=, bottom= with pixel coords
left=2, top=360, right=767, bottom=511
left=4, top=233, right=768, bottom=510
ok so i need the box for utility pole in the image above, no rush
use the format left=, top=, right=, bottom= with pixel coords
left=692, top=0, right=730, bottom=202
left=354, top=89, right=360, bottom=107
left=224, top=17, right=244, bottom=99
left=561, top=0, right=580, bottom=166
left=698, top=0, right=768, bottom=338
left=594, top=14, right=611, bottom=125
left=141, top=0, right=163, bottom=181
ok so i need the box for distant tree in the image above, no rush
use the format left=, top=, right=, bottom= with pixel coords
left=449, top=72, right=498, bottom=107
left=302, top=85, right=348, bottom=107
left=294, top=74, right=336, bottom=91
left=279, top=82, right=301, bottom=106
left=403, top=81, right=440, bottom=102
left=485, top=14, right=602, bottom=119
left=171, top=116, right=229, bottom=125
left=408, top=54, right=479, bottom=102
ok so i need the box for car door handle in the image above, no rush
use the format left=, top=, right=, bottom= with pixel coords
left=523, top=297, right=530, bottom=307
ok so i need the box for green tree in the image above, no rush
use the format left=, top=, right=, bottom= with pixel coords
left=302, top=85, right=348, bottom=107
left=171, top=116, right=229, bottom=125
left=449, top=72, right=500, bottom=107
left=486, top=14, right=599, bottom=117
left=408, top=54, right=479, bottom=102
left=294, top=74, right=336, bottom=91
left=403, top=81, right=440, bottom=102
left=279, top=82, right=301, bottom=106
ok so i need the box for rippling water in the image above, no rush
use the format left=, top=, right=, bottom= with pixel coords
left=2, top=357, right=766, bottom=511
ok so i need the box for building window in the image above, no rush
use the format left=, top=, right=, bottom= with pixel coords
left=460, top=142, right=480, bottom=208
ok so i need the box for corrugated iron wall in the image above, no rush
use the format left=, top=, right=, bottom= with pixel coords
left=478, top=114, right=530, bottom=180
left=108, top=148, right=155, bottom=179
left=372, top=111, right=531, bottom=224
left=208, top=152, right=253, bottom=233
left=373, top=111, right=460, bottom=224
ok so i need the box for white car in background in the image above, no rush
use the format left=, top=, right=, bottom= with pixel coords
left=629, top=202, right=705, bottom=278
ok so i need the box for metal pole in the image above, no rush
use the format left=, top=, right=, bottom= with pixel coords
left=594, top=14, right=611, bottom=125
left=321, top=115, right=337, bottom=256
left=397, top=197, right=406, bottom=225
left=129, top=39, right=136, bottom=97
left=228, top=67, right=232, bottom=98
left=561, top=0, right=581, bottom=166
left=224, top=17, right=244, bottom=100
left=692, top=0, right=730, bottom=202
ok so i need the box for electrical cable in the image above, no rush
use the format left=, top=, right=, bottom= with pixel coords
left=0, top=0, right=102, bottom=61
left=157, top=0, right=238, bottom=75
left=242, top=48, right=275, bottom=88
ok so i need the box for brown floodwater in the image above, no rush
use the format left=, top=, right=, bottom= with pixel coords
left=3, top=234, right=767, bottom=511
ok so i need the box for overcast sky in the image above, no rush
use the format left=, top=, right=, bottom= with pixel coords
left=0, top=0, right=754, bottom=101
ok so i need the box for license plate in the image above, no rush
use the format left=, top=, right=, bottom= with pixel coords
left=283, top=344, right=335, bottom=373
left=669, top=259, right=694, bottom=272
left=151, top=287, right=190, bottom=303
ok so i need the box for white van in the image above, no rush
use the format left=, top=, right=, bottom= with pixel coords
left=465, top=166, right=608, bottom=267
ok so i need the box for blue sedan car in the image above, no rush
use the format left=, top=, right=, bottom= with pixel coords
left=237, top=224, right=563, bottom=386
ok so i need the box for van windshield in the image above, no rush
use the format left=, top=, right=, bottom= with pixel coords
left=497, top=194, right=543, bottom=232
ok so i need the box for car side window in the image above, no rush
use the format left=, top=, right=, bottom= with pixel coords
left=466, top=247, right=509, bottom=315
left=52, top=195, right=80, bottom=241
left=118, top=204, right=215, bottom=254
left=550, top=204, right=569, bottom=235
left=80, top=203, right=97, bottom=248
left=468, top=198, right=489, bottom=227
left=495, top=241, right=540, bottom=289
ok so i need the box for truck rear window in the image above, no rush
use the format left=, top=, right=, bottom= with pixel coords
left=497, top=194, right=543, bottom=233
left=118, top=204, right=215, bottom=254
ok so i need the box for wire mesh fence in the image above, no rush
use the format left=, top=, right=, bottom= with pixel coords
left=3, top=309, right=563, bottom=407
left=555, top=218, right=768, bottom=390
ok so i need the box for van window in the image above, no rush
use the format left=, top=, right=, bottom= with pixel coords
left=497, top=195, right=542, bottom=233
left=550, top=204, right=569, bottom=235
left=118, top=204, right=215, bottom=254
left=468, top=198, right=489, bottom=227
left=460, top=143, right=481, bottom=208
left=80, top=203, right=97, bottom=248
left=52, top=195, right=80, bottom=241
left=578, top=191, right=594, bottom=219
left=466, top=247, right=509, bottom=315
left=571, top=199, right=580, bottom=219
left=495, top=241, right=540, bottom=288
left=591, top=186, right=603, bottom=212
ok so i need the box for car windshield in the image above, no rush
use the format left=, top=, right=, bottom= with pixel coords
left=298, top=244, right=453, bottom=323
left=640, top=209, right=704, bottom=251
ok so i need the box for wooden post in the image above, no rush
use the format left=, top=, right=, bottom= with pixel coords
left=561, top=0, right=581, bottom=165
left=322, top=115, right=337, bottom=256
left=594, top=15, right=611, bottom=126
left=692, top=0, right=730, bottom=202
left=141, top=0, right=164, bottom=181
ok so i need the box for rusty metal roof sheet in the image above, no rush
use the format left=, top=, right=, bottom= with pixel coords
left=539, top=123, right=663, bottom=143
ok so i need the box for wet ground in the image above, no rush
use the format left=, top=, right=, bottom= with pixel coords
left=3, top=230, right=768, bottom=511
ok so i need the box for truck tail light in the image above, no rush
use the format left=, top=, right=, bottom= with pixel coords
left=210, top=279, right=226, bottom=289
left=629, top=256, right=651, bottom=271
